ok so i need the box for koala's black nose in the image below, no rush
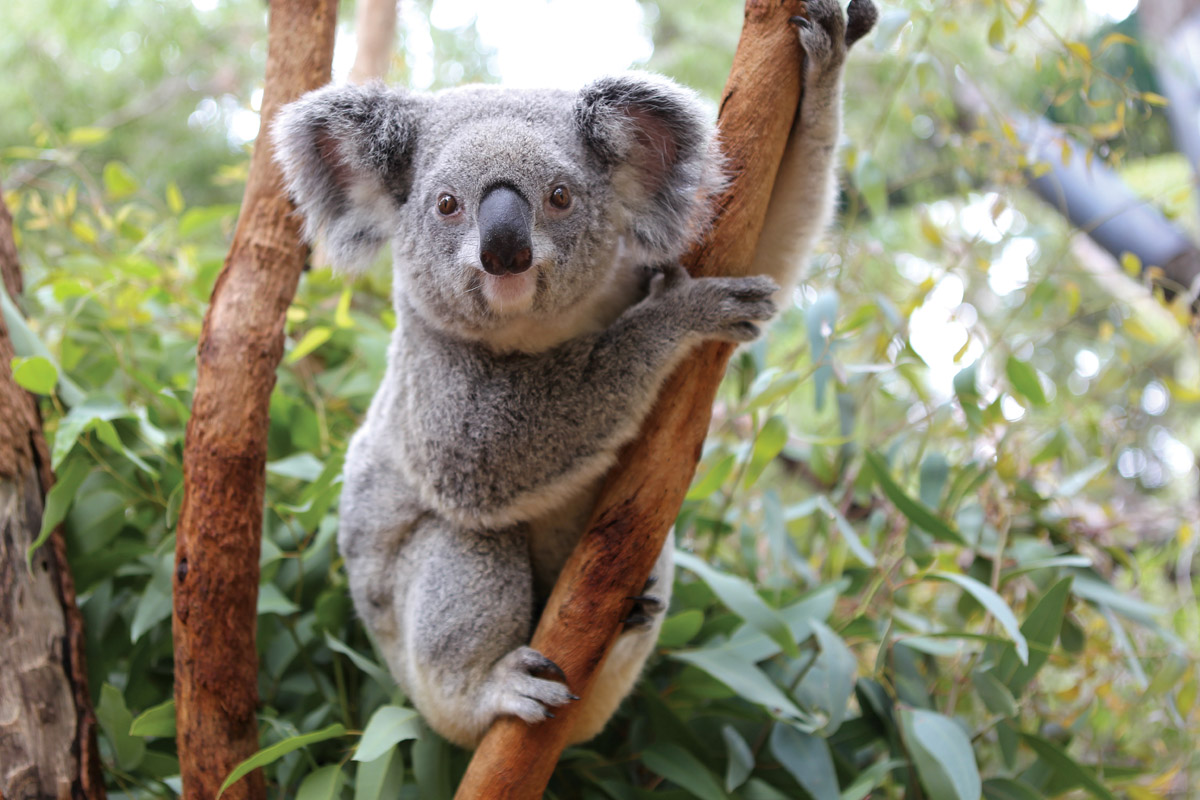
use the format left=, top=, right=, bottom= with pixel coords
left=478, top=184, right=533, bottom=276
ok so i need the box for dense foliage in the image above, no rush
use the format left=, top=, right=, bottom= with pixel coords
left=2, top=0, right=1199, bottom=797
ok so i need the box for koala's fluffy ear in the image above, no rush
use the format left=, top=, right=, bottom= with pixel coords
left=271, top=83, right=421, bottom=272
left=575, top=72, right=723, bottom=262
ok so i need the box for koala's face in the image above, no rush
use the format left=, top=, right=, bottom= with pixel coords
left=272, top=75, right=719, bottom=341
left=394, top=87, right=619, bottom=333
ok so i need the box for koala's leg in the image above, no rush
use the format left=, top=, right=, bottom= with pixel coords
left=750, top=0, right=875, bottom=295
left=400, top=521, right=576, bottom=749
left=567, top=533, right=675, bottom=744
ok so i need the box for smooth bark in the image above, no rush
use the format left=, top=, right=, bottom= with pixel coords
left=454, top=1, right=809, bottom=796
left=171, top=2, right=337, bottom=797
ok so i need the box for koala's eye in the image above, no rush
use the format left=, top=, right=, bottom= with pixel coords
left=549, top=185, right=572, bottom=210
left=436, top=193, right=459, bottom=216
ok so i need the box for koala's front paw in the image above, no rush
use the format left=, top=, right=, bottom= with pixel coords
left=489, top=646, right=578, bottom=725
left=791, top=0, right=877, bottom=82
left=687, top=275, right=780, bottom=344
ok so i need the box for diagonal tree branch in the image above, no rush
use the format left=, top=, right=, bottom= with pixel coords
left=170, top=2, right=337, bottom=797
left=454, top=1, right=812, bottom=796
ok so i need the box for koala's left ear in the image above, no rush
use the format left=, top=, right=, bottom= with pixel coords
left=271, top=83, right=422, bottom=272
left=575, top=72, right=723, bottom=262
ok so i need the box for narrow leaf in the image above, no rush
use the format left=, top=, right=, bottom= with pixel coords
left=864, top=452, right=962, bottom=543
left=218, top=723, right=347, bottom=797
left=932, top=572, right=1028, bottom=664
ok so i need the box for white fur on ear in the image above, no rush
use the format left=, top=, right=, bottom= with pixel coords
left=271, top=82, right=421, bottom=273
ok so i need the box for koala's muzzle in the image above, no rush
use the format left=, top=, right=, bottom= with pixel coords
left=478, top=184, right=533, bottom=276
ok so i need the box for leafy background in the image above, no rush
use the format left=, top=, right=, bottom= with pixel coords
left=2, top=0, right=1199, bottom=797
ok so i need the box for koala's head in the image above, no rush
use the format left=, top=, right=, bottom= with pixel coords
left=271, top=74, right=721, bottom=338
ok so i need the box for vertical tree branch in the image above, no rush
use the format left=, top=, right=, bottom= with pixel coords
left=454, top=1, right=808, bottom=796
left=0, top=186, right=104, bottom=799
left=348, top=0, right=398, bottom=85
left=171, top=2, right=337, bottom=797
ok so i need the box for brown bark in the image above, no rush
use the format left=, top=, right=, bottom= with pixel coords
left=348, top=0, right=397, bottom=84
left=171, top=2, right=337, bottom=798
left=0, top=189, right=104, bottom=799
left=453, top=2, right=809, bottom=796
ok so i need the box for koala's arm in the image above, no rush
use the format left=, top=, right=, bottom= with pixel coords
left=407, top=268, right=777, bottom=527
left=750, top=0, right=877, bottom=294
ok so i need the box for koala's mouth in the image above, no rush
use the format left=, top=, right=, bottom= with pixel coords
left=479, top=267, right=539, bottom=315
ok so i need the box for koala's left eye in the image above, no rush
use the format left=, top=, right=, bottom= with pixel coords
left=548, top=186, right=572, bottom=210
left=436, top=193, right=459, bottom=216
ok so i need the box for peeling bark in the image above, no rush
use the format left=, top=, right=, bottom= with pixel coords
left=0, top=188, right=104, bottom=800
left=170, top=2, right=337, bottom=797
left=453, top=1, right=809, bottom=796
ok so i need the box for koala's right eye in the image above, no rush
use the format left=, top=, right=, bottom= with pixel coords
left=436, top=194, right=459, bottom=216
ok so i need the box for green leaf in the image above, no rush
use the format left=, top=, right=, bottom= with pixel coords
left=324, top=632, right=395, bottom=690
left=288, top=326, right=333, bottom=363
left=1071, top=573, right=1161, bottom=624
left=166, top=181, right=185, bottom=213
left=672, top=648, right=805, bottom=719
left=1005, top=357, right=1047, bottom=407
left=355, top=748, right=404, bottom=800
left=898, top=708, right=981, bottom=800
left=129, top=699, right=176, bottom=738
left=257, top=583, right=300, bottom=616
left=863, top=452, right=962, bottom=543
left=745, top=369, right=803, bottom=412
left=971, top=671, right=1018, bottom=717
left=686, top=452, right=735, bottom=500
left=795, top=620, right=857, bottom=733
left=295, top=765, right=344, bottom=800
left=744, top=415, right=788, bottom=487
left=982, top=778, right=1044, bottom=800
left=67, top=126, right=110, bottom=146
left=642, top=742, right=730, bottom=800
left=0, top=287, right=85, bottom=407
left=1018, top=733, right=1115, bottom=800
left=806, top=291, right=840, bottom=411
left=103, top=161, right=139, bottom=199
left=769, top=724, right=838, bottom=800
left=931, top=572, right=1028, bottom=664
left=815, top=496, right=876, bottom=567
left=11, top=356, right=58, bottom=394
left=841, top=759, right=907, bottom=800
left=658, top=609, right=705, bottom=649
left=218, top=723, right=346, bottom=797
left=97, top=684, right=146, bottom=770
left=721, top=725, right=754, bottom=792
left=353, top=705, right=421, bottom=762
left=29, top=456, right=91, bottom=562
left=993, top=577, right=1072, bottom=695
left=676, top=551, right=797, bottom=656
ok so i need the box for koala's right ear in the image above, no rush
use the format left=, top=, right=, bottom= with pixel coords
left=271, top=83, right=421, bottom=272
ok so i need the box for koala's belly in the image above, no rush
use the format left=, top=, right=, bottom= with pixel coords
left=527, top=477, right=603, bottom=601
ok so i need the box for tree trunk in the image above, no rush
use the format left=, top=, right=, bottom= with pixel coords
left=171, top=2, right=337, bottom=798
left=453, top=1, right=811, bottom=796
left=348, top=0, right=397, bottom=84
left=0, top=189, right=105, bottom=799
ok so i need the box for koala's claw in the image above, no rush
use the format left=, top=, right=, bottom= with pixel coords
left=623, top=593, right=666, bottom=632
left=492, top=646, right=575, bottom=725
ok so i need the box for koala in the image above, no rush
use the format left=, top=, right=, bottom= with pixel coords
left=272, top=0, right=875, bottom=750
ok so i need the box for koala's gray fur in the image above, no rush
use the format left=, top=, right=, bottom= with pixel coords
left=272, top=0, right=870, bottom=749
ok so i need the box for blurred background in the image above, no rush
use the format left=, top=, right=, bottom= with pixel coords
left=3, top=0, right=1200, bottom=797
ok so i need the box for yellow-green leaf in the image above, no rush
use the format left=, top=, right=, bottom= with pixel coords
left=287, top=327, right=333, bottom=363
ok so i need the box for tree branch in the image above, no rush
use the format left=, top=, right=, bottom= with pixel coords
left=454, top=1, right=810, bottom=796
left=171, top=2, right=337, bottom=798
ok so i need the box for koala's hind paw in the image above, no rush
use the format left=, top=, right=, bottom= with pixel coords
left=791, top=0, right=876, bottom=78
left=491, top=646, right=578, bottom=725
left=622, top=592, right=666, bottom=631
